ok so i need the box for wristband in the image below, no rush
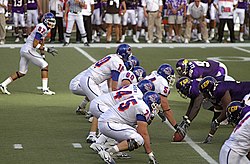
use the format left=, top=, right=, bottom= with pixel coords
left=208, top=133, right=214, bottom=137
left=43, top=47, right=48, bottom=52
left=35, top=43, right=42, bottom=49
left=148, top=152, right=154, bottom=157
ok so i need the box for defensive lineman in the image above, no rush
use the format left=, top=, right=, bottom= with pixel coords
left=64, top=0, right=89, bottom=46
left=0, top=13, right=57, bottom=95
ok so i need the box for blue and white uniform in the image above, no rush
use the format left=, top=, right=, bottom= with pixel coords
left=19, top=23, right=50, bottom=74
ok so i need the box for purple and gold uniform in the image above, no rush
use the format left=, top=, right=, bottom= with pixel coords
left=12, top=0, right=25, bottom=13
left=27, top=0, right=39, bottom=27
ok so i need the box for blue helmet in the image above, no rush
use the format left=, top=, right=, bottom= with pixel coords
left=124, top=55, right=139, bottom=71
left=176, top=77, right=192, bottom=99
left=116, top=44, right=132, bottom=61
left=133, top=66, right=146, bottom=82
left=157, top=64, right=176, bottom=86
left=137, top=79, right=155, bottom=94
left=43, top=12, right=56, bottom=29
left=176, top=58, right=189, bottom=76
left=226, top=101, right=245, bottom=125
left=198, top=76, right=217, bottom=99
left=129, top=55, right=140, bottom=67
left=143, top=91, right=161, bottom=112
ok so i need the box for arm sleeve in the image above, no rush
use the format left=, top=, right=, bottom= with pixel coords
left=136, top=114, right=147, bottom=122
left=34, top=32, right=43, bottom=41
left=111, top=70, right=120, bottom=81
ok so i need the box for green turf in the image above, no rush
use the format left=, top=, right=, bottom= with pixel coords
left=0, top=46, right=249, bottom=164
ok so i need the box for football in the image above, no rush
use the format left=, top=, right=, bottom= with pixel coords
left=172, top=131, right=185, bottom=142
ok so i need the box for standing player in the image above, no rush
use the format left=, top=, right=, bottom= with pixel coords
left=120, top=0, right=139, bottom=43
left=176, top=58, right=234, bottom=81
left=136, top=0, right=148, bottom=42
left=11, top=0, right=27, bottom=42
left=145, top=64, right=178, bottom=129
left=219, top=101, right=250, bottom=163
left=64, top=0, right=89, bottom=46
left=91, top=0, right=102, bottom=42
left=97, top=91, right=161, bottom=164
left=69, top=44, right=131, bottom=114
left=26, top=0, right=43, bottom=34
left=0, top=13, right=57, bottom=95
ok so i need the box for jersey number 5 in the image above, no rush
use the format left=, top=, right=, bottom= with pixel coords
left=118, top=99, right=137, bottom=112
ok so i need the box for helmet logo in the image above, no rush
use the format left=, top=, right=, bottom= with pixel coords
left=144, top=83, right=153, bottom=91
left=183, top=59, right=188, bottom=64
left=180, top=78, right=189, bottom=86
left=228, top=106, right=238, bottom=112
left=163, top=67, right=172, bottom=75
left=200, top=80, right=210, bottom=89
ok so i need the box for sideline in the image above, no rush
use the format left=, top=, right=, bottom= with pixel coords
left=1, top=43, right=250, bottom=48
left=74, top=46, right=219, bottom=164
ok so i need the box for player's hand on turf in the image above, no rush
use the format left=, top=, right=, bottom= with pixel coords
left=202, top=134, right=213, bottom=144
left=47, top=47, right=58, bottom=56
left=148, top=152, right=159, bottom=164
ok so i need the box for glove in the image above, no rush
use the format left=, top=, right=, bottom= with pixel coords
left=211, top=119, right=220, bottom=132
left=203, top=133, right=213, bottom=144
left=148, top=152, right=159, bottom=164
left=176, top=116, right=190, bottom=137
left=46, top=47, right=58, bottom=56
left=157, top=110, right=166, bottom=122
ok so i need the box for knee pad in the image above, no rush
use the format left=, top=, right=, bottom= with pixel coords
left=127, top=139, right=140, bottom=151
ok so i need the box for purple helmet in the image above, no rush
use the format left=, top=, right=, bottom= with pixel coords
left=176, top=77, right=192, bottom=99
left=226, top=101, right=245, bottom=125
left=176, top=58, right=189, bottom=76
left=198, top=76, right=217, bottom=99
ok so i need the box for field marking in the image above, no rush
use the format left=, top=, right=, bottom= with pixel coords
left=74, top=47, right=97, bottom=63
left=1, top=43, right=250, bottom=49
left=13, top=144, right=23, bottom=150
left=73, top=46, right=219, bottom=164
left=159, top=117, right=218, bottom=164
left=233, top=46, right=250, bottom=54
left=72, top=143, right=83, bottom=149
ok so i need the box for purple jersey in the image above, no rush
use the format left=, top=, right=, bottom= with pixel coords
left=213, top=81, right=250, bottom=103
left=187, top=60, right=225, bottom=80
left=126, top=0, right=138, bottom=10
left=12, top=0, right=25, bottom=13
left=237, top=0, right=247, bottom=9
left=27, top=0, right=38, bottom=10
left=187, top=79, right=200, bottom=99
left=94, top=0, right=102, bottom=9
left=167, top=0, right=186, bottom=16
left=137, top=0, right=143, bottom=7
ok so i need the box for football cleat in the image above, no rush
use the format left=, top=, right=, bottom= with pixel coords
left=75, top=106, right=87, bottom=115
left=98, top=150, right=116, bottom=164
left=43, top=89, right=55, bottom=95
left=0, top=84, right=11, bottom=95
left=63, top=42, right=69, bottom=46
left=84, top=42, right=89, bottom=46
left=86, top=134, right=97, bottom=143
left=90, top=143, right=105, bottom=153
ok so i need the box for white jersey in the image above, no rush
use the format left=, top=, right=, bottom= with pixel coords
left=94, top=83, right=143, bottom=108
left=145, top=71, right=170, bottom=97
left=21, top=23, right=50, bottom=52
left=224, top=111, right=250, bottom=156
left=117, top=70, right=137, bottom=88
left=99, top=97, right=151, bottom=127
left=86, top=54, right=126, bottom=84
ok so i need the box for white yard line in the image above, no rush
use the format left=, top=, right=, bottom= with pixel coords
left=159, top=116, right=218, bottom=164
left=73, top=46, right=219, bottom=164
left=1, top=43, right=250, bottom=49
left=233, top=46, right=250, bottom=54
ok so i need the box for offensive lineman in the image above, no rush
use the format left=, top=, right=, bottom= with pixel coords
left=0, top=13, right=57, bottom=95
left=64, top=0, right=89, bottom=46
left=97, top=91, right=161, bottom=164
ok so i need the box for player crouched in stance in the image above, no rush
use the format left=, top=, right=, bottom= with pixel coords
left=0, top=13, right=58, bottom=95
left=97, top=91, right=161, bottom=164
left=219, top=101, right=250, bottom=164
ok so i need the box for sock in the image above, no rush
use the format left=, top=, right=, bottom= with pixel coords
left=89, top=132, right=96, bottom=136
left=107, top=145, right=119, bottom=154
left=80, top=98, right=89, bottom=109
left=240, top=32, right=243, bottom=38
left=1, top=77, right=13, bottom=87
left=42, top=78, right=48, bottom=91
left=96, top=134, right=108, bottom=144
left=136, top=31, right=140, bottom=39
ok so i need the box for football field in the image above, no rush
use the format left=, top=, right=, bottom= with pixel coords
left=0, top=43, right=250, bottom=164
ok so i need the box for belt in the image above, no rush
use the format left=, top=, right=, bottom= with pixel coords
left=70, top=11, right=81, bottom=14
left=147, top=10, right=158, bottom=13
